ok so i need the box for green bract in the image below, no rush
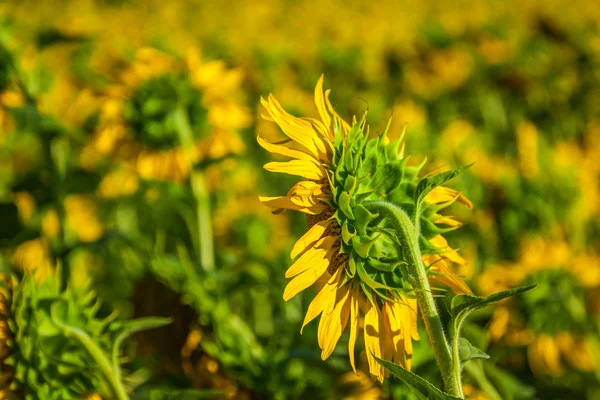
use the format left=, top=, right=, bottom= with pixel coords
left=328, top=115, right=465, bottom=301
left=1, top=274, right=114, bottom=399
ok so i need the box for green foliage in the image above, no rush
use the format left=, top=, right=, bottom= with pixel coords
left=4, top=273, right=113, bottom=399
left=450, top=285, right=537, bottom=338
left=374, top=356, right=462, bottom=400
left=457, top=338, right=489, bottom=362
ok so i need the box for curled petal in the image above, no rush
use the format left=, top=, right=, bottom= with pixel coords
left=425, top=186, right=473, bottom=210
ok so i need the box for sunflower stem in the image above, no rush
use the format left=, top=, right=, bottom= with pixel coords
left=364, top=201, right=463, bottom=398
left=174, top=107, right=215, bottom=272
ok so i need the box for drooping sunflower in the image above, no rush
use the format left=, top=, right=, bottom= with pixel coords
left=479, top=236, right=600, bottom=377
left=82, top=47, right=250, bottom=183
left=259, top=76, right=472, bottom=382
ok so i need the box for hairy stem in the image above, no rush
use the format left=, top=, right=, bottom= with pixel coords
left=365, top=200, right=463, bottom=397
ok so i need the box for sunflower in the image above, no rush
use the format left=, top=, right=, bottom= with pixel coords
left=479, top=236, right=600, bottom=377
left=82, top=47, right=250, bottom=183
left=259, top=76, right=472, bottom=382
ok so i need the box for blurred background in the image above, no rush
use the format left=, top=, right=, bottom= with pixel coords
left=0, top=0, right=599, bottom=398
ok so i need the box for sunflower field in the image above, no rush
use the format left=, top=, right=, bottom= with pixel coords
left=1, top=0, right=599, bottom=399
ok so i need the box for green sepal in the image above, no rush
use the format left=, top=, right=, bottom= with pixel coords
left=374, top=356, right=462, bottom=400
left=341, top=220, right=356, bottom=244
left=338, top=191, right=355, bottom=219
left=347, top=258, right=357, bottom=278
left=344, top=175, right=357, bottom=193
left=356, top=259, right=394, bottom=292
left=368, top=258, right=405, bottom=273
left=458, top=337, right=490, bottom=362
left=353, top=205, right=379, bottom=236
left=351, top=233, right=381, bottom=258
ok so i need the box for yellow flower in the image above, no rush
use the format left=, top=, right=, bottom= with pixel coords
left=10, top=239, right=53, bottom=279
left=64, top=195, right=104, bottom=243
left=259, top=76, right=471, bottom=382
left=516, top=121, right=539, bottom=179
left=82, top=47, right=250, bottom=183
left=479, top=236, right=600, bottom=376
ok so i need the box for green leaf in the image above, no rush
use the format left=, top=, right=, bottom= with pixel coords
left=112, top=317, right=172, bottom=368
left=458, top=337, right=490, bottom=362
left=451, top=285, right=536, bottom=332
left=374, top=356, right=462, bottom=400
left=484, top=362, right=536, bottom=400
left=415, top=164, right=473, bottom=206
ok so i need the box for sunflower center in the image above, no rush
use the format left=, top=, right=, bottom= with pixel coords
left=122, top=74, right=208, bottom=150
left=521, top=269, right=586, bottom=335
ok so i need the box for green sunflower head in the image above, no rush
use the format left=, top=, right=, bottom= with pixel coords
left=122, top=73, right=208, bottom=150
left=328, top=114, right=471, bottom=301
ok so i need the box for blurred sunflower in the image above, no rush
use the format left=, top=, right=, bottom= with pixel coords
left=213, top=194, right=291, bottom=260
left=259, top=75, right=472, bottom=381
left=83, top=47, right=250, bottom=183
left=479, top=237, right=600, bottom=377
left=0, top=43, right=22, bottom=137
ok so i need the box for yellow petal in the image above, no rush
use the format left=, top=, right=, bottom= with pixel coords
left=260, top=180, right=330, bottom=215
left=314, top=74, right=332, bottom=132
left=283, top=248, right=336, bottom=301
left=257, top=135, right=315, bottom=162
left=381, top=302, right=399, bottom=370
left=434, top=215, right=463, bottom=227
left=264, top=160, right=324, bottom=180
left=425, top=186, right=473, bottom=209
left=364, top=301, right=384, bottom=383
left=291, top=219, right=334, bottom=259
left=259, top=195, right=327, bottom=215
left=429, top=235, right=465, bottom=264
left=304, top=117, right=332, bottom=144
left=285, top=236, right=337, bottom=278
left=262, top=95, right=328, bottom=160
left=406, top=297, right=420, bottom=341
left=301, top=267, right=344, bottom=333
left=427, top=255, right=473, bottom=295
left=348, top=288, right=360, bottom=373
left=319, top=283, right=351, bottom=360
left=324, top=89, right=351, bottom=134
